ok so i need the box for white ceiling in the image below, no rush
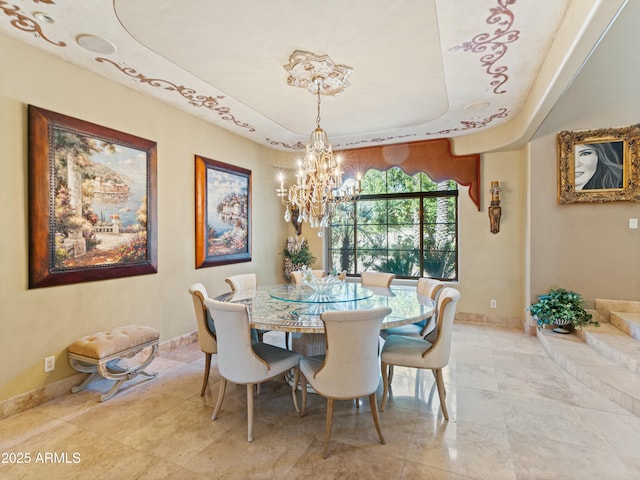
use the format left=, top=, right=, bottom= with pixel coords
left=0, top=0, right=628, bottom=152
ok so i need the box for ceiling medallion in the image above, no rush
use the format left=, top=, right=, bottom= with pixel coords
left=284, top=50, right=352, bottom=96
left=277, top=50, right=358, bottom=233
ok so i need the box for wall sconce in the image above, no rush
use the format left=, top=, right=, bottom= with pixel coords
left=489, top=180, right=502, bottom=234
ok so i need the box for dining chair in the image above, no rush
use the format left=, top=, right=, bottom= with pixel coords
left=296, top=306, right=392, bottom=458
left=379, top=278, right=443, bottom=340
left=188, top=283, right=217, bottom=396
left=380, top=287, right=461, bottom=420
left=225, top=273, right=256, bottom=291
left=360, top=271, right=395, bottom=288
left=204, top=298, right=301, bottom=442
left=290, top=271, right=303, bottom=285
left=290, top=269, right=324, bottom=284
left=224, top=273, right=278, bottom=346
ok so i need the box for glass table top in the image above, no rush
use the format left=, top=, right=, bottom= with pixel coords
left=215, top=284, right=434, bottom=334
left=268, top=282, right=373, bottom=304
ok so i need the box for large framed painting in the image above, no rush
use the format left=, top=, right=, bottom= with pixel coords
left=557, top=124, right=640, bottom=204
left=195, top=155, right=251, bottom=268
left=28, top=105, right=158, bottom=288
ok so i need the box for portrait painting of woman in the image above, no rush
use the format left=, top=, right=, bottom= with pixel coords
left=574, top=141, right=623, bottom=190
left=558, top=124, right=640, bottom=204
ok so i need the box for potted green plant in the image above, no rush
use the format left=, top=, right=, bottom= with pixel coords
left=528, top=287, right=599, bottom=333
left=282, top=236, right=316, bottom=281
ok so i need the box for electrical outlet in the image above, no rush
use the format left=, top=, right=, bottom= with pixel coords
left=629, top=218, right=638, bottom=229
left=490, top=299, right=497, bottom=308
left=44, top=355, right=55, bottom=373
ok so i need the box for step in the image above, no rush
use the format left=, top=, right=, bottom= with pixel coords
left=576, top=322, right=640, bottom=374
left=610, top=311, right=640, bottom=341
left=537, top=329, right=640, bottom=416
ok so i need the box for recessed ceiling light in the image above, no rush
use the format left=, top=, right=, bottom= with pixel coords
left=76, top=34, right=117, bottom=54
left=33, top=12, right=54, bottom=23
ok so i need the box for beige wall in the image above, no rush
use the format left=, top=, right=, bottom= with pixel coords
left=457, top=150, right=526, bottom=318
left=0, top=32, right=292, bottom=400
left=528, top=0, right=640, bottom=306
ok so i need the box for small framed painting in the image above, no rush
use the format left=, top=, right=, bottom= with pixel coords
left=195, top=155, right=251, bottom=268
left=557, top=124, right=640, bottom=203
left=28, top=106, right=158, bottom=288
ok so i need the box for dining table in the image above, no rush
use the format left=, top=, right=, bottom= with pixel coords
left=215, top=281, right=435, bottom=356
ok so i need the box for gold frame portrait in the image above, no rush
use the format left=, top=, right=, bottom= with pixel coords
left=557, top=124, right=640, bottom=204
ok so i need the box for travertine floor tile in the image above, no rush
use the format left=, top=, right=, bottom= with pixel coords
left=1, top=324, right=636, bottom=480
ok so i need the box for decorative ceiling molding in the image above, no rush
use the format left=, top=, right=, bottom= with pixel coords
left=95, top=57, right=255, bottom=132
left=0, top=1, right=65, bottom=46
left=453, top=0, right=519, bottom=94
left=427, top=108, right=509, bottom=135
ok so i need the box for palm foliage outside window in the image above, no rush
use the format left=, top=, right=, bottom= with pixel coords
left=328, top=167, right=458, bottom=280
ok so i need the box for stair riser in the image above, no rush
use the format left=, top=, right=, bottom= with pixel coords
left=610, top=315, right=640, bottom=341
left=538, top=332, right=640, bottom=416
left=579, top=329, right=640, bottom=374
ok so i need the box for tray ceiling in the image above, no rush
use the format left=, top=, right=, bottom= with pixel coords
left=0, top=0, right=626, bottom=152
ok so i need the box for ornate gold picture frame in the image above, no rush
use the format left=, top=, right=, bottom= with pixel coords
left=557, top=124, right=640, bottom=204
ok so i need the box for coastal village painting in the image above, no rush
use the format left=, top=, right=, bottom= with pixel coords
left=206, top=167, right=249, bottom=257
left=29, top=106, right=157, bottom=287
left=51, top=128, right=150, bottom=270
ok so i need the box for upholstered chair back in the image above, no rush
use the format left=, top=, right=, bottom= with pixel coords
left=360, top=271, right=395, bottom=288
left=417, top=278, right=444, bottom=304
left=204, top=299, right=271, bottom=384
left=313, top=307, right=392, bottom=398
left=188, top=283, right=216, bottom=354
left=311, top=270, right=325, bottom=278
left=225, top=273, right=257, bottom=291
left=422, top=287, right=461, bottom=367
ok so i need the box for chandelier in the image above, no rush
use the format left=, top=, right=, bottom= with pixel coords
left=276, top=51, right=360, bottom=232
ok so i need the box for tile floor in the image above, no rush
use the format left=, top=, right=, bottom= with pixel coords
left=1, top=324, right=639, bottom=479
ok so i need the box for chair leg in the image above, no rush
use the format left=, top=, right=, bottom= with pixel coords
left=389, top=365, right=395, bottom=384
left=322, top=398, right=335, bottom=459
left=434, top=369, right=449, bottom=420
left=212, top=377, right=227, bottom=420
left=247, top=384, right=255, bottom=442
left=369, top=393, right=385, bottom=445
left=300, top=374, right=307, bottom=417
left=291, top=367, right=300, bottom=413
left=200, top=352, right=212, bottom=396
left=285, top=332, right=290, bottom=350
left=380, top=361, right=389, bottom=411
left=432, top=369, right=446, bottom=396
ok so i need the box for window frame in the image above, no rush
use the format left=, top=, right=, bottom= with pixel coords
left=328, top=178, right=459, bottom=281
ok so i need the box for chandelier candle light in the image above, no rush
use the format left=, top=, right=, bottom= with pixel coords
left=277, top=50, right=360, bottom=233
